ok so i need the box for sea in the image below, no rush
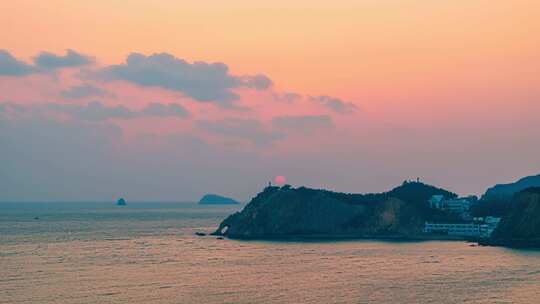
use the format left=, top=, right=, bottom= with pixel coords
left=1, top=202, right=539, bottom=304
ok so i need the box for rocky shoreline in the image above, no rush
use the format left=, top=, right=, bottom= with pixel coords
left=211, top=231, right=471, bottom=242
left=476, top=238, right=540, bottom=249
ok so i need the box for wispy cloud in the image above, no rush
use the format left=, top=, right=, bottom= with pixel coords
left=60, top=84, right=109, bottom=99
left=197, top=118, right=284, bottom=146
left=272, top=115, right=333, bottom=134
left=1, top=101, right=190, bottom=122
left=272, top=92, right=302, bottom=103
left=310, top=95, right=357, bottom=114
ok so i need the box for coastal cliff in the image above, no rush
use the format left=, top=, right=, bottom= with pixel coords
left=488, top=187, right=540, bottom=248
left=214, top=182, right=459, bottom=239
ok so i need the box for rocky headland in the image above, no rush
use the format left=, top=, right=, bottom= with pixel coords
left=482, top=187, right=540, bottom=248
left=213, top=182, right=461, bottom=240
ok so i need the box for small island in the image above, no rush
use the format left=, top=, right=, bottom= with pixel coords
left=199, top=194, right=239, bottom=205
left=116, top=198, right=127, bottom=206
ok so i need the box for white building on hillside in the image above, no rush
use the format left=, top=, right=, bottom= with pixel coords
left=429, top=195, right=445, bottom=209
left=444, top=198, right=471, bottom=213
left=424, top=222, right=481, bottom=237
left=424, top=217, right=501, bottom=238
left=428, top=195, right=471, bottom=214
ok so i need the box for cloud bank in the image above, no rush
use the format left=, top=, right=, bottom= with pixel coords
left=33, top=49, right=92, bottom=69
left=97, top=52, right=273, bottom=103
left=0, top=49, right=370, bottom=201
left=0, top=49, right=92, bottom=76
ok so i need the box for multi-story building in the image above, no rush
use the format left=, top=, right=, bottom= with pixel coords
left=428, top=195, right=471, bottom=214
left=443, top=198, right=471, bottom=214
left=423, top=216, right=501, bottom=238
left=424, top=222, right=481, bottom=237
left=428, top=195, right=445, bottom=209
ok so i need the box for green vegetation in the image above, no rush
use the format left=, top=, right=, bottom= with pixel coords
left=490, top=187, right=540, bottom=247
left=214, top=182, right=461, bottom=239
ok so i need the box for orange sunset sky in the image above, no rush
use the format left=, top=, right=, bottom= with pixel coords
left=1, top=0, right=539, bottom=201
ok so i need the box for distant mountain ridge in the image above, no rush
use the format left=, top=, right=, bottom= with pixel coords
left=483, top=173, right=540, bottom=201
left=199, top=194, right=239, bottom=205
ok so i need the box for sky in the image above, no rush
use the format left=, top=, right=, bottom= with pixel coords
left=1, top=0, right=539, bottom=201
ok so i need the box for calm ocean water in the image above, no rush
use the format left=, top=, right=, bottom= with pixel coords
left=1, top=202, right=539, bottom=304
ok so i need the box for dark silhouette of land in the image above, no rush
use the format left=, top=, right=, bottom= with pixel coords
left=214, top=176, right=540, bottom=248
left=483, top=187, right=540, bottom=248
left=214, top=181, right=462, bottom=239
left=199, top=194, right=239, bottom=205
left=472, top=173, right=540, bottom=217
